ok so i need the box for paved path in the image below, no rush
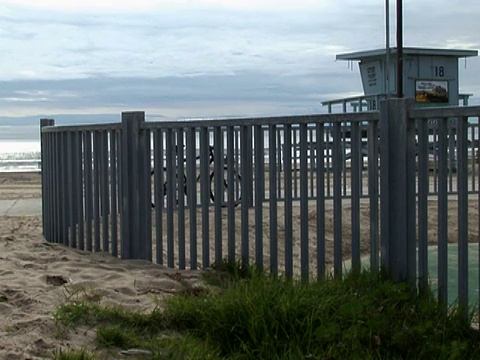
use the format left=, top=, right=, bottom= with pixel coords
left=0, top=199, right=42, bottom=216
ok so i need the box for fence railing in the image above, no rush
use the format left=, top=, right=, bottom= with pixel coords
left=41, top=99, right=480, bottom=315
left=381, top=101, right=480, bottom=313
left=322, top=92, right=473, bottom=113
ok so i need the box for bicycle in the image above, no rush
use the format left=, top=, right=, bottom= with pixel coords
left=151, top=145, right=241, bottom=208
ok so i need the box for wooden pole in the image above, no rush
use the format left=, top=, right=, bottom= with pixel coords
left=396, top=0, right=403, bottom=98
left=385, top=0, right=390, bottom=97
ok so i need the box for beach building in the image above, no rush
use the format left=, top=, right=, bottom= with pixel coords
left=323, top=47, right=478, bottom=112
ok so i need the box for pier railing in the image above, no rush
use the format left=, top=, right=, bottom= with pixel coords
left=41, top=99, right=480, bottom=315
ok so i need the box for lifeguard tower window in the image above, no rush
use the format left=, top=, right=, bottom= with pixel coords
left=322, top=47, right=478, bottom=112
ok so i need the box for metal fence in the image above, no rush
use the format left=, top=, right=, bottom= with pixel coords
left=40, top=99, right=480, bottom=314
left=380, top=100, right=480, bottom=315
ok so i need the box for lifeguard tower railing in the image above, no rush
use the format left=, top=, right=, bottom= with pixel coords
left=322, top=93, right=473, bottom=113
left=40, top=99, right=480, bottom=316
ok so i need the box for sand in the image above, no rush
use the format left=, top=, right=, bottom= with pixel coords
left=0, top=172, right=42, bottom=200
left=0, top=172, right=477, bottom=358
left=0, top=173, right=206, bottom=359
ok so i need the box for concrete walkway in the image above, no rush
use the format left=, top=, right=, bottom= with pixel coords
left=0, top=199, right=42, bottom=216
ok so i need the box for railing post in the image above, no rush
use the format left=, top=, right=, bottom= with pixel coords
left=380, top=98, right=416, bottom=285
left=121, top=111, right=149, bottom=259
left=40, top=118, right=55, bottom=241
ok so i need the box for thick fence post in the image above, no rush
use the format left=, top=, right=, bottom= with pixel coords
left=380, top=98, right=416, bottom=284
left=40, top=119, right=55, bottom=241
left=121, top=111, right=149, bottom=259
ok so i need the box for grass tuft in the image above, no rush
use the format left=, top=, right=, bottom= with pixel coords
left=202, top=258, right=262, bottom=288
left=53, top=264, right=480, bottom=359
left=53, top=348, right=96, bottom=360
left=164, top=269, right=480, bottom=359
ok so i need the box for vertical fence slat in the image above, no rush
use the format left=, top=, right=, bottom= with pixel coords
left=55, top=133, right=62, bottom=243
left=433, top=126, right=438, bottom=194
left=177, top=129, right=186, bottom=269
left=110, top=130, right=118, bottom=257
left=200, top=127, right=210, bottom=268
left=293, top=128, right=299, bottom=199
left=75, top=132, right=84, bottom=251
left=368, top=120, right=379, bottom=271
left=316, top=123, right=326, bottom=278
left=42, top=130, right=49, bottom=241
left=42, top=130, right=49, bottom=240
left=154, top=129, right=164, bottom=265
left=101, top=130, right=109, bottom=252
left=332, top=122, right=343, bottom=278
left=166, top=128, right=175, bottom=267
left=51, top=134, right=57, bottom=242
left=417, top=119, right=429, bottom=293
left=186, top=128, right=197, bottom=269
left=254, top=125, right=265, bottom=270
left=58, top=132, right=65, bottom=244
left=269, top=124, right=278, bottom=275
left=84, top=131, right=93, bottom=251
left=227, top=126, right=236, bottom=262
left=246, top=126, right=254, bottom=208
left=214, top=127, right=223, bottom=265
left=117, top=128, right=123, bottom=255
left=93, top=131, right=101, bottom=252
left=139, top=127, right=152, bottom=261
left=351, top=121, right=361, bottom=273
left=457, top=116, right=469, bottom=314
left=240, top=125, right=250, bottom=266
left=71, top=131, right=79, bottom=249
left=62, top=132, right=70, bottom=245
left=299, top=123, right=309, bottom=280
left=437, top=118, right=449, bottom=305
left=284, top=124, right=293, bottom=277
left=40, top=119, right=54, bottom=240
left=47, top=132, right=54, bottom=242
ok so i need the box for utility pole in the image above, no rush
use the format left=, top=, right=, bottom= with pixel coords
left=396, top=0, right=403, bottom=98
left=385, top=0, right=390, bottom=97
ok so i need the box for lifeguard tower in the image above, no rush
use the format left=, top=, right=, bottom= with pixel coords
left=323, top=47, right=478, bottom=112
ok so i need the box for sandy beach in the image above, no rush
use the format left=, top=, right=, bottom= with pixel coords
left=0, top=172, right=42, bottom=200
left=0, top=173, right=206, bottom=359
left=0, top=172, right=478, bottom=358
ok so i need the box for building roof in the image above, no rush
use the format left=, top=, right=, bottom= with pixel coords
left=336, top=47, right=478, bottom=61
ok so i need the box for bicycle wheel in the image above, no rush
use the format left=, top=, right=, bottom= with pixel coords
left=209, top=170, right=241, bottom=207
left=151, top=170, right=187, bottom=208
left=163, top=174, right=188, bottom=206
left=150, top=169, right=156, bottom=208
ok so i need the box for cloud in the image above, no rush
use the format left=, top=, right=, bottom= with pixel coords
left=0, top=0, right=479, bottom=127
left=1, top=2, right=385, bottom=81
left=4, top=0, right=336, bottom=12
left=0, top=71, right=335, bottom=119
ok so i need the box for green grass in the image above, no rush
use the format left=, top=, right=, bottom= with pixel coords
left=53, top=348, right=97, bottom=360
left=53, top=262, right=480, bottom=359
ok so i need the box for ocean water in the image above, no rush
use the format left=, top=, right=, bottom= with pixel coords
left=2, top=124, right=477, bottom=173
left=0, top=140, right=41, bottom=172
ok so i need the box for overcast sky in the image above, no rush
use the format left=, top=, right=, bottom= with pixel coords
left=1, top=0, right=479, bottom=139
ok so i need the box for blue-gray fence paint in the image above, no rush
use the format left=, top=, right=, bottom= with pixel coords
left=40, top=100, right=480, bottom=317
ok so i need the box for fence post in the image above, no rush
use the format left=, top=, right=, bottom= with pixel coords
left=379, top=98, right=416, bottom=285
left=121, top=111, right=149, bottom=259
left=40, top=119, right=55, bottom=241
